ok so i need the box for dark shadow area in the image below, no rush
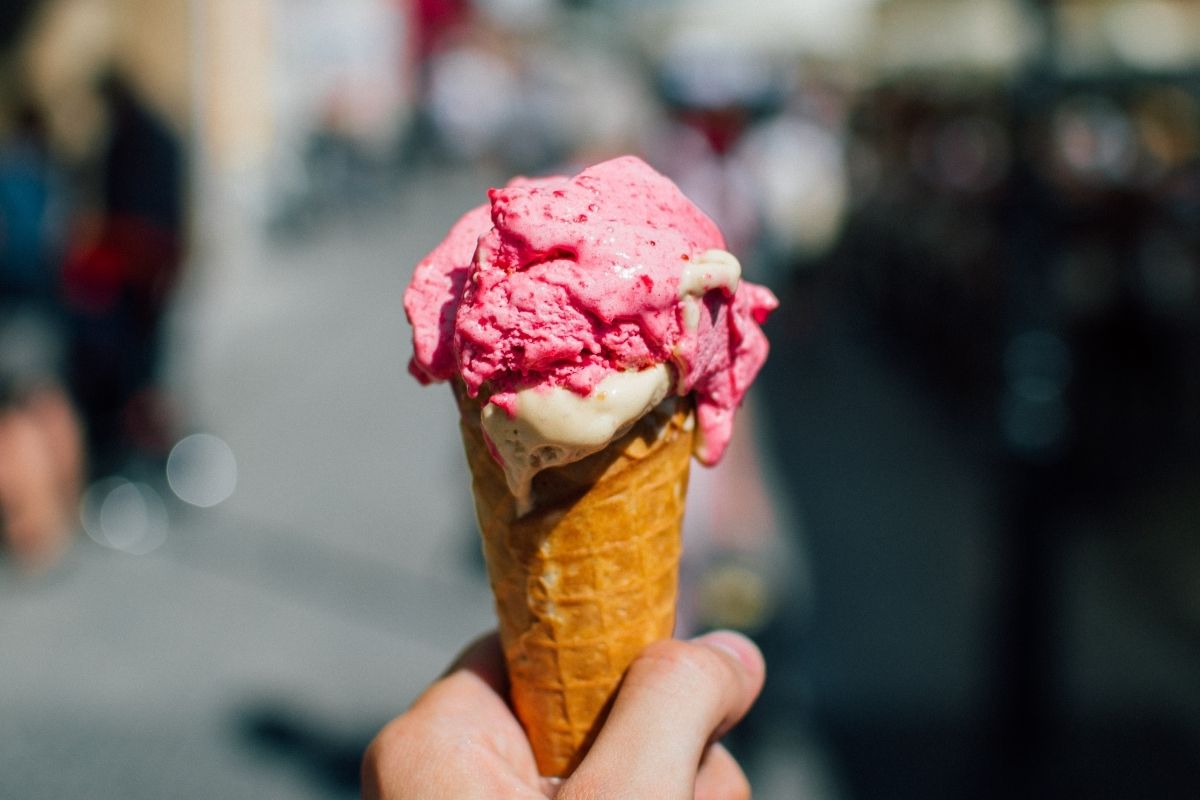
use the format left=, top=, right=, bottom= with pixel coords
left=233, top=701, right=384, bottom=797
left=0, top=0, right=38, bottom=50
left=754, top=56, right=1200, bottom=795
left=822, top=713, right=1200, bottom=800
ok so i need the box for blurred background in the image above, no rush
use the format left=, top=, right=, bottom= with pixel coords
left=1, top=0, right=1198, bottom=797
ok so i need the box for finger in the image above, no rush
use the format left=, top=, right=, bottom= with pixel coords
left=413, top=631, right=510, bottom=724
left=420, top=631, right=533, bottom=768
left=560, top=631, right=765, bottom=800
left=362, top=632, right=542, bottom=799
left=442, top=630, right=508, bottom=696
left=695, top=743, right=750, bottom=800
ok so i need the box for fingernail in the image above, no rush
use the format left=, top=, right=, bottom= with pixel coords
left=690, top=630, right=761, bottom=673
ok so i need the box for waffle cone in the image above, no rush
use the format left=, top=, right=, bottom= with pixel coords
left=456, top=388, right=694, bottom=777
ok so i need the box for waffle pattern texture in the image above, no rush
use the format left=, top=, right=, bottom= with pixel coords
left=457, top=390, right=694, bottom=776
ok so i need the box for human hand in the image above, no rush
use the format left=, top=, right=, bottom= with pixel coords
left=362, top=629, right=765, bottom=799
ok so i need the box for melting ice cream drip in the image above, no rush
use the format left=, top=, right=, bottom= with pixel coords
left=480, top=364, right=672, bottom=514
left=680, top=249, right=741, bottom=331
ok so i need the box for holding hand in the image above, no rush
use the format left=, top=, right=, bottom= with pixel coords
left=362, top=630, right=765, bottom=799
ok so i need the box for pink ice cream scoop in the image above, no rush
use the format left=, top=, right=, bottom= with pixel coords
left=405, top=155, right=776, bottom=468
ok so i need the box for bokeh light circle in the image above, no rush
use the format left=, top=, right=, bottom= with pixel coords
left=81, top=478, right=169, bottom=555
left=166, top=433, right=238, bottom=507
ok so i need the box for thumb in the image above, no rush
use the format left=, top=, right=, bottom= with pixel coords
left=558, top=631, right=765, bottom=800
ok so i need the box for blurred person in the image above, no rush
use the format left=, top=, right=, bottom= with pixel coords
left=0, top=102, right=63, bottom=306
left=423, top=30, right=521, bottom=164
left=645, top=37, right=796, bottom=257
left=642, top=48, right=812, bottom=640
left=61, top=70, right=184, bottom=476
left=0, top=96, right=82, bottom=571
left=0, top=367, right=83, bottom=570
left=406, top=0, right=480, bottom=163
left=645, top=116, right=760, bottom=260
left=418, top=3, right=649, bottom=173
left=0, top=312, right=83, bottom=572
left=733, top=100, right=849, bottom=276
left=362, top=629, right=765, bottom=799
left=411, top=0, right=473, bottom=68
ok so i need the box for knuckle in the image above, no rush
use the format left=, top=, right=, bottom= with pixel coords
left=361, top=713, right=449, bottom=798
left=367, top=714, right=420, bottom=767
left=360, top=733, right=389, bottom=799
left=630, top=639, right=734, bottom=698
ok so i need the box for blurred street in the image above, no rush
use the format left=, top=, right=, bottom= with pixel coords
left=0, top=169, right=500, bottom=800
left=3, top=0, right=1200, bottom=797
left=7, top=160, right=1198, bottom=800
left=0, top=165, right=836, bottom=799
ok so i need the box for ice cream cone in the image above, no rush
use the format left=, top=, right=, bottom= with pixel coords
left=405, top=157, right=776, bottom=776
left=455, top=386, right=694, bottom=777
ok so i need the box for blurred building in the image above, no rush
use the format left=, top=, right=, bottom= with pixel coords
left=196, top=0, right=411, bottom=231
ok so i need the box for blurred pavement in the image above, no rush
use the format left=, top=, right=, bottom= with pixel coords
left=0, top=168, right=499, bottom=799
